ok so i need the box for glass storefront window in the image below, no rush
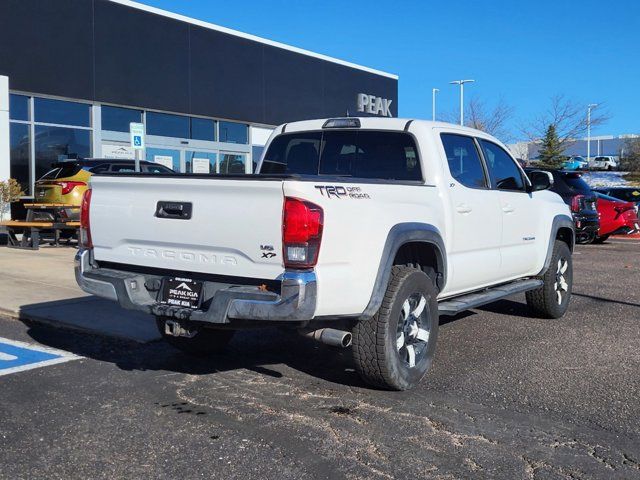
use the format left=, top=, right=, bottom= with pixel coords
left=9, top=123, right=31, bottom=195
left=185, top=151, right=217, bottom=174
left=146, top=147, right=181, bottom=172
left=219, top=153, right=247, bottom=174
left=251, top=145, right=264, bottom=173
left=9, top=94, right=29, bottom=121
left=102, top=105, right=143, bottom=132
left=190, top=118, right=216, bottom=141
left=146, top=112, right=189, bottom=138
left=34, top=125, right=91, bottom=180
left=219, top=121, right=248, bottom=144
left=34, top=97, right=91, bottom=127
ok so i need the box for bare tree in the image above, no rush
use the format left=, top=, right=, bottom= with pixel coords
left=520, top=94, right=609, bottom=148
left=440, top=97, right=515, bottom=142
left=465, top=98, right=514, bottom=142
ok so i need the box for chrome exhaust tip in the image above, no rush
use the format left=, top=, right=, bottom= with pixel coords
left=300, top=328, right=352, bottom=348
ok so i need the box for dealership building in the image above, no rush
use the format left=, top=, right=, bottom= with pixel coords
left=0, top=0, right=397, bottom=199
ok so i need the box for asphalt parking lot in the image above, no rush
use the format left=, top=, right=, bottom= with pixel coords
left=1, top=239, right=639, bottom=479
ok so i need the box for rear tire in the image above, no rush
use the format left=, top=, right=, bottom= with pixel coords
left=155, top=317, right=234, bottom=356
left=352, top=266, right=439, bottom=391
left=526, top=241, right=572, bottom=319
left=592, top=234, right=610, bottom=244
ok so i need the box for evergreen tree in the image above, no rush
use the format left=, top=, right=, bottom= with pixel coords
left=537, top=124, right=566, bottom=168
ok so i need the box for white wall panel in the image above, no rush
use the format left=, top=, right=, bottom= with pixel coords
left=0, top=76, right=10, bottom=182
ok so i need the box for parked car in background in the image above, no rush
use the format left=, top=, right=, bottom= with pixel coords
left=593, top=187, right=640, bottom=208
left=562, top=156, right=588, bottom=170
left=589, top=156, right=618, bottom=170
left=592, top=192, right=639, bottom=243
left=35, top=159, right=174, bottom=219
left=526, top=168, right=599, bottom=243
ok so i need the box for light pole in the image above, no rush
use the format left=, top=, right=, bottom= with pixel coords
left=432, top=88, right=439, bottom=121
left=449, top=79, right=475, bottom=126
left=587, top=103, right=598, bottom=165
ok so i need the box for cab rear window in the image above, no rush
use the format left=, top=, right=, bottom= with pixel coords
left=261, top=131, right=422, bottom=181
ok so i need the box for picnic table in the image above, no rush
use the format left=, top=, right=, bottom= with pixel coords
left=0, top=203, right=81, bottom=250
left=23, top=203, right=79, bottom=222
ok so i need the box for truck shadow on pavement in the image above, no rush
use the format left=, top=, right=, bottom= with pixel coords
left=21, top=316, right=371, bottom=388
left=20, top=290, right=637, bottom=388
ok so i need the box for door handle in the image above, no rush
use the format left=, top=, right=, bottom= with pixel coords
left=155, top=201, right=193, bottom=220
left=502, top=204, right=515, bottom=214
left=456, top=204, right=472, bottom=214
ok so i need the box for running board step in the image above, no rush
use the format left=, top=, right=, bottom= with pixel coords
left=438, top=279, right=543, bottom=316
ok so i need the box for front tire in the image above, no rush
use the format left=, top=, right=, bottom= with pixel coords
left=352, top=266, right=439, bottom=390
left=526, top=241, right=572, bottom=319
left=156, top=317, right=234, bottom=356
left=592, top=234, right=610, bottom=244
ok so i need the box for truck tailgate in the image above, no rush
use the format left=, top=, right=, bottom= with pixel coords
left=89, top=176, right=285, bottom=279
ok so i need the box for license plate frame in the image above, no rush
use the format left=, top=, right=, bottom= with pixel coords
left=160, top=277, right=203, bottom=310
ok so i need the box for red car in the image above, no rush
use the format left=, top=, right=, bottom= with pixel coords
left=593, top=193, right=639, bottom=243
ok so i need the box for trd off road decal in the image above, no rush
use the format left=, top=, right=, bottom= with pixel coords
left=314, top=185, right=371, bottom=199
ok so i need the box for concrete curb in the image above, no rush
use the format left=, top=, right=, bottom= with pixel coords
left=0, top=305, right=160, bottom=345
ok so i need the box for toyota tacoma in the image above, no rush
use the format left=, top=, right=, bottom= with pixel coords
left=76, top=117, right=574, bottom=390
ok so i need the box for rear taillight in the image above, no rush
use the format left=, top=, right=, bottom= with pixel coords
left=282, top=197, right=323, bottom=269
left=80, top=189, right=92, bottom=249
left=56, top=181, right=86, bottom=195
left=570, top=194, right=584, bottom=213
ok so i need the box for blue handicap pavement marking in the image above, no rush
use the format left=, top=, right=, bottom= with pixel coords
left=0, top=337, right=79, bottom=377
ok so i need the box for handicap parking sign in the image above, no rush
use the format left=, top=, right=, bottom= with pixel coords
left=0, top=337, right=78, bottom=377
left=130, top=122, right=145, bottom=150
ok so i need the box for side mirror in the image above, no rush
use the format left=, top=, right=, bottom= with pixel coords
left=527, top=170, right=554, bottom=192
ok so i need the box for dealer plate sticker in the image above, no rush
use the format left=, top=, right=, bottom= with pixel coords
left=0, top=337, right=79, bottom=377
left=161, top=277, right=203, bottom=309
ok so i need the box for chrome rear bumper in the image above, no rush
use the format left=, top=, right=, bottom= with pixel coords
left=74, top=249, right=317, bottom=323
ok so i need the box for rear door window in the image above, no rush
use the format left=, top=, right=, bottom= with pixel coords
left=440, top=134, right=488, bottom=189
left=261, top=131, right=422, bottom=181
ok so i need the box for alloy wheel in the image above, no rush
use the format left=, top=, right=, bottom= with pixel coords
left=396, top=293, right=431, bottom=368
left=554, top=258, right=569, bottom=305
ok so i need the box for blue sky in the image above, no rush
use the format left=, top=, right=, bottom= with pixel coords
left=143, top=0, right=638, bottom=140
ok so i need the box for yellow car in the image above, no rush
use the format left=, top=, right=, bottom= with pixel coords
left=34, top=159, right=174, bottom=219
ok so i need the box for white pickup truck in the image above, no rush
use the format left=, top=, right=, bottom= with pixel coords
left=76, top=117, right=574, bottom=390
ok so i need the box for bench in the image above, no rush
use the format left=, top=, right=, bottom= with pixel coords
left=0, top=220, right=80, bottom=250
left=23, top=203, right=79, bottom=209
